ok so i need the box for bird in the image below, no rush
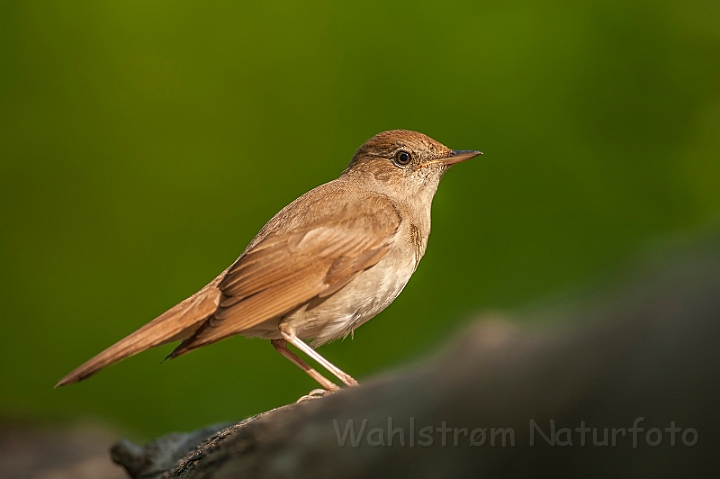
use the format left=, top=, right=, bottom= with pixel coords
left=55, top=130, right=481, bottom=391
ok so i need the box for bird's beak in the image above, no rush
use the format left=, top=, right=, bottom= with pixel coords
left=442, top=149, right=483, bottom=166
left=419, top=150, right=483, bottom=168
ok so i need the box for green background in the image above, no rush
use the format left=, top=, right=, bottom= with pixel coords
left=1, top=1, right=719, bottom=438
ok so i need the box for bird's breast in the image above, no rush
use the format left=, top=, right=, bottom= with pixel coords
left=281, top=225, right=424, bottom=346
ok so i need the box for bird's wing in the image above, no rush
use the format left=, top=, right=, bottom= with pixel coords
left=169, top=194, right=401, bottom=357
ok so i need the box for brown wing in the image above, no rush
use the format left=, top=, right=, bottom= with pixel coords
left=168, top=195, right=400, bottom=357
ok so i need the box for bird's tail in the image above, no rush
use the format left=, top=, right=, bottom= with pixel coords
left=55, top=273, right=224, bottom=388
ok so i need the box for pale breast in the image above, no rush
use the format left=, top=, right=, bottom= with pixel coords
left=280, top=221, right=423, bottom=346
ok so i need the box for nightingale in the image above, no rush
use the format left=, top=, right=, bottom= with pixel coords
left=56, top=130, right=481, bottom=391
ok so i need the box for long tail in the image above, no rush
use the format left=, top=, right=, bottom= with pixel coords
left=55, top=273, right=225, bottom=388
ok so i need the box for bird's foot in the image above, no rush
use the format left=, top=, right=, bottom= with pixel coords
left=296, top=388, right=335, bottom=403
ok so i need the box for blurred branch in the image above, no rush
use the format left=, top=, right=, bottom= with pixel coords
left=112, top=235, right=720, bottom=479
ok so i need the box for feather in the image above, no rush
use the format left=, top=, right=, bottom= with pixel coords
left=169, top=191, right=400, bottom=357
left=54, top=272, right=225, bottom=387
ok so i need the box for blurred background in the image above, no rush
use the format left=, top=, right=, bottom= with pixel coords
left=1, top=0, right=719, bottom=447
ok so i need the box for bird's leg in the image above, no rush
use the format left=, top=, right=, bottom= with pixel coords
left=279, top=331, right=360, bottom=387
left=271, top=339, right=340, bottom=391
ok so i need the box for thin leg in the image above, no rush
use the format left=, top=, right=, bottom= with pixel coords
left=271, top=339, right=340, bottom=391
left=280, top=331, right=359, bottom=387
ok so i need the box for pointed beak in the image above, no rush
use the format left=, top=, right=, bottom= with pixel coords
left=442, top=149, right=483, bottom=166
left=420, top=149, right=483, bottom=168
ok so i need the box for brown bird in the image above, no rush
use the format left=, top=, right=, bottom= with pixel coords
left=56, top=130, right=481, bottom=391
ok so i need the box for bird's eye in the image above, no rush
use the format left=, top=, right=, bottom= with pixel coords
left=394, top=150, right=412, bottom=166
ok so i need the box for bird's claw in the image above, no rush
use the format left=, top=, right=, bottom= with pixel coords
left=296, top=388, right=334, bottom=403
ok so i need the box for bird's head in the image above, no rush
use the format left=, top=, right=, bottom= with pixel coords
left=344, top=130, right=481, bottom=200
